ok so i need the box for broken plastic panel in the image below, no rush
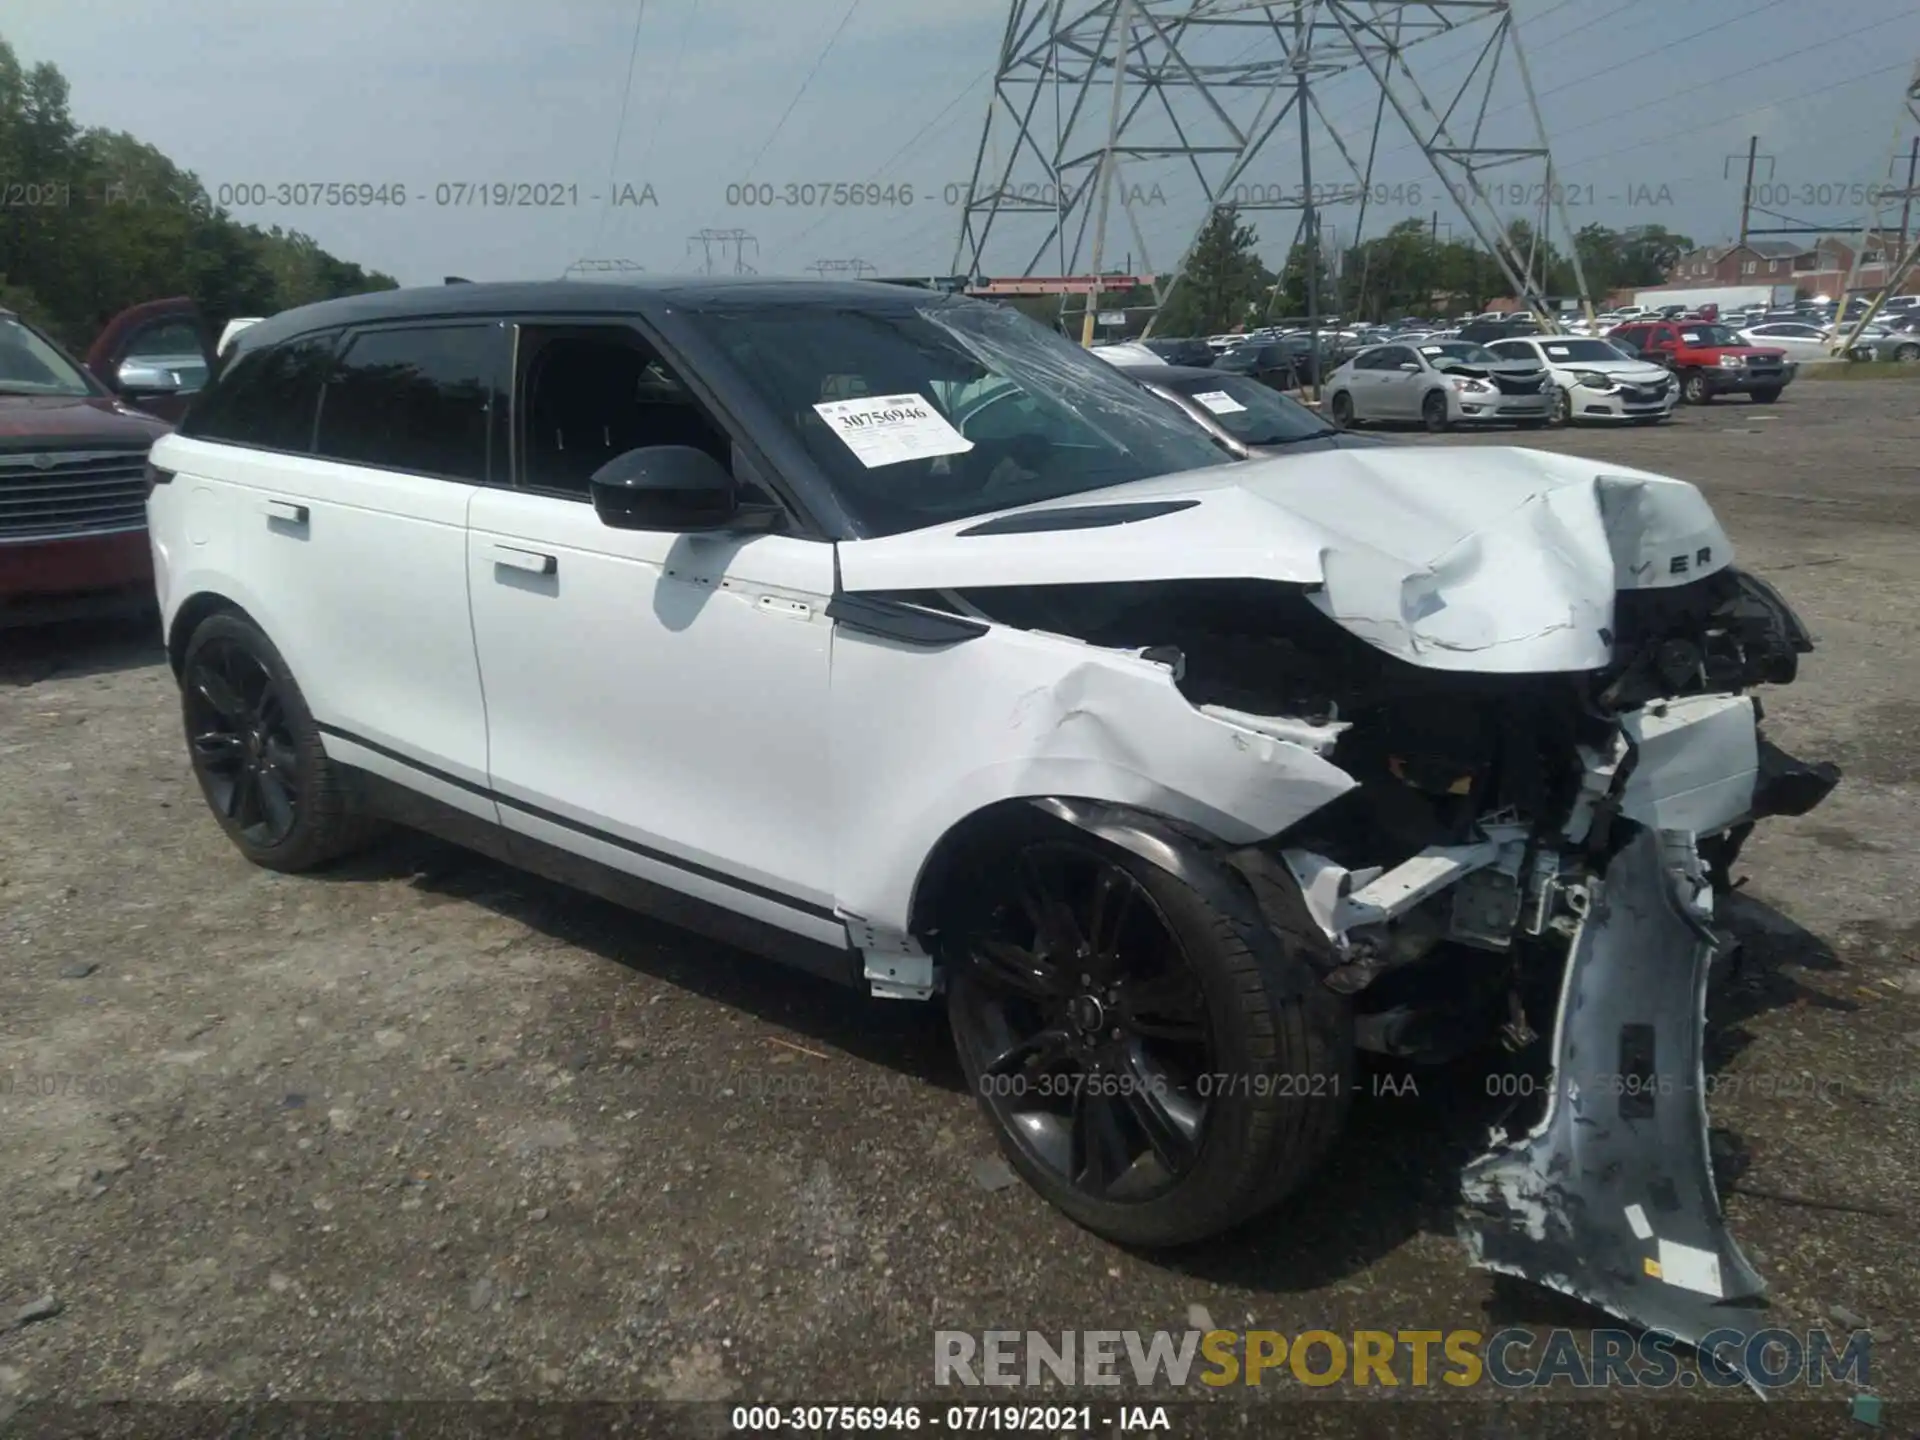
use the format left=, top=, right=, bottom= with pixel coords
left=1460, top=824, right=1768, bottom=1386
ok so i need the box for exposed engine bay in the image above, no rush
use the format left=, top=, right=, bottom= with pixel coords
left=904, top=565, right=1839, bottom=1386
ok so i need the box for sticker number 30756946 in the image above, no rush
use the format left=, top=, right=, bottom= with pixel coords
left=812, top=393, right=975, bottom=469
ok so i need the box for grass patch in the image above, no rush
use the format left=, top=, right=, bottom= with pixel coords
left=1801, top=360, right=1920, bottom=381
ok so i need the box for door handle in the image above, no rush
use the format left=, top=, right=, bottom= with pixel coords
left=263, top=498, right=308, bottom=524
left=491, top=544, right=556, bottom=576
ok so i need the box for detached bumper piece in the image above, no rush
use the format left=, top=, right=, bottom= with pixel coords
left=1750, top=739, right=1840, bottom=820
left=1459, top=826, right=1769, bottom=1387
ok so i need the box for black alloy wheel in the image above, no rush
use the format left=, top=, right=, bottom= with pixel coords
left=180, top=613, right=382, bottom=871
left=946, top=832, right=1353, bottom=1247
left=185, top=634, right=302, bottom=848
left=952, top=841, right=1210, bottom=1205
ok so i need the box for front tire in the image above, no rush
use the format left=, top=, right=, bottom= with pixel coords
left=1421, top=391, right=1451, bottom=433
left=180, top=613, right=383, bottom=873
left=1681, top=370, right=1711, bottom=405
left=1549, top=386, right=1573, bottom=426
left=945, top=832, right=1352, bottom=1248
left=1329, top=391, right=1356, bottom=428
left=1894, top=342, right=1920, bottom=363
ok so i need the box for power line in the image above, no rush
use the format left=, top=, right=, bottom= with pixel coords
left=779, top=63, right=995, bottom=262
left=743, top=0, right=865, bottom=181
left=636, top=0, right=704, bottom=184
left=591, top=0, right=653, bottom=255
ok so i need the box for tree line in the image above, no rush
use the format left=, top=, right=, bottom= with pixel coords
left=1151, top=207, right=1696, bottom=336
left=0, top=37, right=396, bottom=352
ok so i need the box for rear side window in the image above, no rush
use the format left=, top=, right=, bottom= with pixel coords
left=313, top=324, right=505, bottom=482
left=178, top=333, right=339, bottom=451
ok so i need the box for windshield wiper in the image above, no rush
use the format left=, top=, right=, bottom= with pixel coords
left=1250, top=428, right=1338, bottom=445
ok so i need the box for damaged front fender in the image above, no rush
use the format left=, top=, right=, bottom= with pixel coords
left=1460, top=823, right=1769, bottom=1387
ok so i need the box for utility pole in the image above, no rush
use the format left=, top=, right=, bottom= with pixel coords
left=1899, top=136, right=1919, bottom=268
left=1080, top=0, right=1134, bottom=346
left=1738, top=135, right=1758, bottom=245
left=1298, top=22, right=1322, bottom=400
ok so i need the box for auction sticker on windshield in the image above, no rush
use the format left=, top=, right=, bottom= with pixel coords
left=813, top=393, right=974, bottom=468
left=1191, top=390, right=1247, bottom=415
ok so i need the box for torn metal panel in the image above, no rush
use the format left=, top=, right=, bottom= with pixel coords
left=827, top=618, right=1357, bottom=938
left=835, top=447, right=1734, bottom=674
left=1459, top=825, right=1768, bottom=1389
left=1279, top=824, right=1529, bottom=950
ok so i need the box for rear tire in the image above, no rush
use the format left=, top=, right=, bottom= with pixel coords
left=1421, top=391, right=1450, bottom=433
left=944, top=830, right=1352, bottom=1248
left=180, top=613, right=384, bottom=873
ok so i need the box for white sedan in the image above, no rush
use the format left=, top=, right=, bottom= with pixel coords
left=1484, top=336, right=1677, bottom=425
left=1736, top=321, right=1843, bottom=362
left=1324, top=340, right=1552, bottom=432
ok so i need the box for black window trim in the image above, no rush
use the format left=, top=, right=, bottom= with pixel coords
left=502, top=312, right=829, bottom=541
left=309, top=317, right=510, bottom=487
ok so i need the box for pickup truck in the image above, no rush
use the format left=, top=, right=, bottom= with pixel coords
left=1607, top=319, right=1793, bottom=405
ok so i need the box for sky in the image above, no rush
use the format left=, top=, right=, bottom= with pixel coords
left=9, top=0, right=1920, bottom=289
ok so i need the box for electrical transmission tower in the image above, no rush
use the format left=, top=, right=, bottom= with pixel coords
left=953, top=0, right=1594, bottom=340
left=808, top=259, right=879, bottom=279
left=688, top=228, right=760, bottom=275
left=561, top=258, right=647, bottom=279
left=1834, top=58, right=1920, bottom=352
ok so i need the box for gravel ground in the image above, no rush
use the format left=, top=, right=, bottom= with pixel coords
left=1, top=380, right=1916, bottom=1432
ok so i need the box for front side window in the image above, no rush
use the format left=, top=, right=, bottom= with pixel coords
left=0, top=316, right=95, bottom=397
left=681, top=300, right=1227, bottom=537
left=178, top=332, right=339, bottom=451
left=313, top=324, right=505, bottom=481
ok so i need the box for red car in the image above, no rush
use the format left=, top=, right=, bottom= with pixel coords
left=1, top=298, right=216, bottom=627
left=1606, top=318, right=1793, bottom=406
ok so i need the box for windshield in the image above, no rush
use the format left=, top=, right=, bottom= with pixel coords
left=1537, top=339, right=1637, bottom=363
left=1157, top=372, right=1332, bottom=446
left=0, top=317, right=95, bottom=396
left=686, top=300, right=1229, bottom=536
left=1678, top=325, right=1745, bottom=347
left=1421, top=342, right=1501, bottom=367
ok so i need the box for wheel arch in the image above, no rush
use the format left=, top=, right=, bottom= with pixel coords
left=906, top=795, right=1324, bottom=1001
left=167, top=590, right=262, bottom=680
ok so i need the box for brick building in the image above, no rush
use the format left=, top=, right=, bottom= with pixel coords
left=1650, top=234, right=1917, bottom=300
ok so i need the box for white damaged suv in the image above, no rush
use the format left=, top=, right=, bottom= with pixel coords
left=147, top=279, right=1837, bottom=1369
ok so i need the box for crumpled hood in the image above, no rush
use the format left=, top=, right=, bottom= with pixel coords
left=835, top=446, right=1731, bottom=673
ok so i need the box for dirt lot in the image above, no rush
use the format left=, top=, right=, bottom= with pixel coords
left=2, top=381, right=1917, bottom=1427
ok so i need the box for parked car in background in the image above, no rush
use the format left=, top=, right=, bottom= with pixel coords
left=1215, top=336, right=1334, bottom=391
left=1324, top=340, right=1551, bottom=432
left=1126, top=364, right=1393, bottom=457
left=81, top=297, right=219, bottom=423
left=1139, top=337, right=1216, bottom=369
left=1608, top=320, right=1793, bottom=404
left=1735, top=321, right=1840, bottom=363
left=1484, top=335, right=1676, bottom=425
left=2, top=299, right=215, bottom=627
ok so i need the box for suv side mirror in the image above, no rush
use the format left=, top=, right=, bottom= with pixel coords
left=589, top=445, right=741, bottom=532
left=116, top=361, right=182, bottom=395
